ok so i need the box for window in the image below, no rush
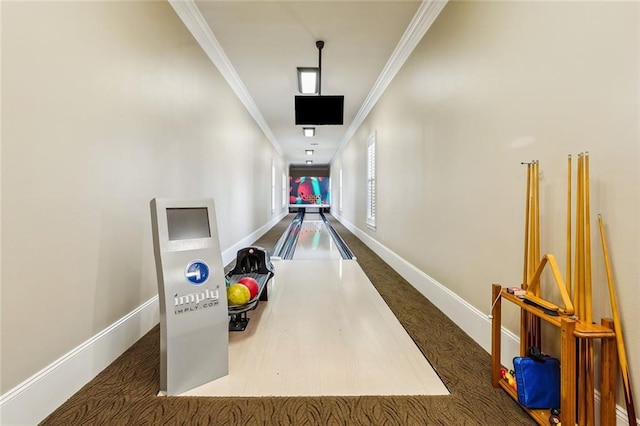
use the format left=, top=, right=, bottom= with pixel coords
left=271, top=161, right=276, bottom=214
left=282, top=171, right=287, bottom=208
left=366, top=132, right=376, bottom=229
left=339, top=167, right=343, bottom=212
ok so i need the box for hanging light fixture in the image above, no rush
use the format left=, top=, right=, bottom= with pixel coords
left=297, top=68, right=319, bottom=94
left=296, top=41, right=324, bottom=95
left=294, top=41, right=343, bottom=126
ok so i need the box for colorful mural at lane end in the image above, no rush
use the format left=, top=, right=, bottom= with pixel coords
left=290, top=176, right=330, bottom=205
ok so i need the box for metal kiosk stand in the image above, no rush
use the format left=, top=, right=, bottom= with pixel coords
left=150, top=198, right=228, bottom=396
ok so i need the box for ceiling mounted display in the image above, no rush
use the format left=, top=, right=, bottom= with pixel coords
left=295, top=95, right=344, bottom=125
left=295, top=40, right=344, bottom=126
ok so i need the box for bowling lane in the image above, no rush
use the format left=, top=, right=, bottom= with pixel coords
left=292, top=213, right=343, bottom=260
left=181, top=259, right=449, bottom=397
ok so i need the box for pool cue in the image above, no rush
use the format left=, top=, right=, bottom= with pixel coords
left=584, top=152, right=593, bottom=323
left=531, top=160, right=542, bottom=349
left=528, top=162, right=536, bottom=348
left=574, top=153, right=586, bottom=423
left=522, top=162, right=532, bottom=289
left=574, top=153, right=584, bottom=317
left=584, top=152, right=595, bottom=425
left=529, top=161, right=541, bottom=348
left=573, top=154, right=580, bottom=318
left=578, top=155, right=585, bottom=313
left=532, top=160, right=540, bottom=284
left=566, top=155, right=572, bottom=296
left=528, top=162, right=534, bottom=285
left=577, top=152, right=591, bottom=424
left=598, top=215, right=638, bottom=426
left=529, top=161, right=537, bottom=290
left=520, top=162, right=532, bottom=355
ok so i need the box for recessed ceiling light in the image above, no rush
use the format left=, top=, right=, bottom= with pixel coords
left=306, top=160, right=313, bottom=165
left=297, top=68, right=319, bottom=94
left=305, top=150, right=314, bottom=156
left=303, top=127, right=315, bottom=137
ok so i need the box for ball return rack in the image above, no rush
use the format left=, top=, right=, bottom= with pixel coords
left=226, top=247, right=274, bottom=332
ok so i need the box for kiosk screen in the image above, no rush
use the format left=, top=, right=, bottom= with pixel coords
left=166, top=207, right=211, bottom=241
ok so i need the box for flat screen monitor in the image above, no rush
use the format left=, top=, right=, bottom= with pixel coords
left=166, top=207, right=211, bottom=241
left=289, top=176, right=330, bottom=205
left=295, top=95, right=344, bottom=125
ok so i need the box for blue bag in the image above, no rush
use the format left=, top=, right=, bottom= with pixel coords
left=513, top=353, right=560, bottom=409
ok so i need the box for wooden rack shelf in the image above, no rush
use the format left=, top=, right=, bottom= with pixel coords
left=491, top=284, right=618, bottom=426
left=500, top=291, right=615, bottom=338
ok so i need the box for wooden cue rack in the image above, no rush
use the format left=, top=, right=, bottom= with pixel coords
left=491, top=284, right=618, bottom=426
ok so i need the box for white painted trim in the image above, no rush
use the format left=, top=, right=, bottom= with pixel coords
left=0, top=297, right=160, bottom=426
left=171, top=0, right=448, bottom=166
left=0, top=211, right=287, bottom=426
left=332, top=0, right=449, bottom=163
left=4, top=210, right=633, bottom=426
left=168, top=0, right=282, bottom=158
left=332, top=213, right=636, bottom=426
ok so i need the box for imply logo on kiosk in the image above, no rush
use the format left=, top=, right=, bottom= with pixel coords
left=185, top=260, right=210, bottom=285
left=173, top=259, right=220, bottom=315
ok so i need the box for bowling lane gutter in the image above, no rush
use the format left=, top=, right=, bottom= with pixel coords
left=272, top=210, right=305, bottom=260
left=319, top=212, right=355, bottom=260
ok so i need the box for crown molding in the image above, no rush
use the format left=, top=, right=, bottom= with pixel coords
left=169, top=0, right=283, bottom=157
left=332, top=0, right=448, bottom=162
left=170, top=0, right=447, bottom=164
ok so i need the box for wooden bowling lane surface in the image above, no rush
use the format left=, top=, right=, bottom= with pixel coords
left=181, top=259, right=449, bottom=397
left=292, top=213, right=343, bottom=260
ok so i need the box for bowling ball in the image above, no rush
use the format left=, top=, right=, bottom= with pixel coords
left=238, top=276, right=259, bottom=299
left=227, top=283, right=250, bottom=306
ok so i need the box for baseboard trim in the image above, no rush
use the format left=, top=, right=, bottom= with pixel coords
left=0, top=296, right=160, bottom=426
left=3, top=211, right=632, bottom=426
left=0, top=210, right=288, bottom=426
left=332, top=214, right=634, bottom=426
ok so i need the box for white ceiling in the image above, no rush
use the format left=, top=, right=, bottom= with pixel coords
left=171, top=1, right=447, bottom=166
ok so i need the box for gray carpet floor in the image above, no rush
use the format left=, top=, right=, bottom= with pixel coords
left=40, top=214, right=534, bottom=425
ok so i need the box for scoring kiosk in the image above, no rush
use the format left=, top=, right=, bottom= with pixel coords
left=150, top=198, right=228, bottom=395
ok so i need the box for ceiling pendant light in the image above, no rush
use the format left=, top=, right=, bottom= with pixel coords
left=296, top=41, right=323, bottom=95
left=297, top=67, right=319, bottom=94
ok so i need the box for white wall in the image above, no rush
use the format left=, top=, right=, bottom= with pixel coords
left=1, top=0, right=286, bottom=396
left=333, top=0, right=639, bottom=415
